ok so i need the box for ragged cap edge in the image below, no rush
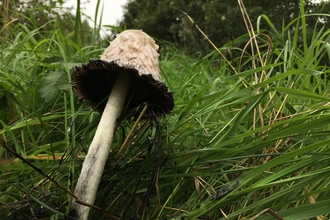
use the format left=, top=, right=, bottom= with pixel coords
left=71, top=59, right=174, bottom=118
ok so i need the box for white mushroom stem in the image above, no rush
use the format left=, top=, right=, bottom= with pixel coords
left=71, top=73, right=132, bottom=219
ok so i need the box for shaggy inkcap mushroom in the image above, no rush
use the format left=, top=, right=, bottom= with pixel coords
left=72, top=30, right=174, bottom=118
left=70, top=30, right=174, bottom=220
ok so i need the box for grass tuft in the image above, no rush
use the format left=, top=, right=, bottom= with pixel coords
left=1, top=0, right=330, bottom=219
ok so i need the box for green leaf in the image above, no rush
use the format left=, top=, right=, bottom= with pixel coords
left=272, top=87, right=330, bottom=101
left=257, top=199, right=330, bottom=220
left=38, top=70, right=71, bottom=103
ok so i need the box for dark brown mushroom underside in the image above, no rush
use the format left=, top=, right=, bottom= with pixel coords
left=71, top=59, right=174, bottom=119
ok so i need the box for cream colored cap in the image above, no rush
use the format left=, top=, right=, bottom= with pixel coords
left=100, top=30, right=161, bottom=81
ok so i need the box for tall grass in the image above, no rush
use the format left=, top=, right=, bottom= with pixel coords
left=1, top=0, right=330, bottom=219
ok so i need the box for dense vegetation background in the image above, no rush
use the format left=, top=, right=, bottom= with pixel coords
left=1, top=0, right=330, bottom=219
left=120, top=0, right=330, bottom=53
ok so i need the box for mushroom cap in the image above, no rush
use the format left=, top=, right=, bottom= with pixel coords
left=100, top=29, right=161, bottom=81
left=71, top=30, right=174, bottom=119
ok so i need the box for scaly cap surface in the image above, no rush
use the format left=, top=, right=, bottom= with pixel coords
left=100, top=30, right=161, bottom=81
